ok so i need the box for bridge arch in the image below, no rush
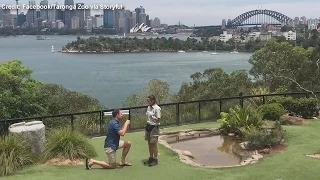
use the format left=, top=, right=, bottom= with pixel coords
left=230, top=9, right=293, bottom=26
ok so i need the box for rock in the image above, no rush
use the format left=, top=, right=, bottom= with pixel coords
left=250, top=160, right=258, bottom=164
left=259, top=148, right=270, bottom=154
left=186, top=132, right=195, bottom=136
left=182, top=150, right=194, bottom=159
left=240, top=160, right=251, bottom=165
left=178, top=132, right=187, bottom=137
left=252, top=154, right=263, bottom=160
left=9, top=121, right=46, bottom=154
left=239, top=142, right=248, bottom=149
left=228, top=133, right=235, bottom=136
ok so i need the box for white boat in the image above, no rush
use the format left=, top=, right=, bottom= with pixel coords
left=178, top=50, right=185, bottom=53
left=231, top=44, right=238, bottom=53
left=203, top=51, right=208, bottom=52
left=51, top=45, right=54, bottom=53
left=211, top=45, right=218, bottom=55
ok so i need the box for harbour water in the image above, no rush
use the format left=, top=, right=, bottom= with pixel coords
left=0, top=35, right=252, bottom=107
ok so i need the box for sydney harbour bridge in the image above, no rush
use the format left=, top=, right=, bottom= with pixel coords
left=195, top=9, right=293, bottom=29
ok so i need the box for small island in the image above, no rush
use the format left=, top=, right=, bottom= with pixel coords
left=61, top=36, right=265, bottom=53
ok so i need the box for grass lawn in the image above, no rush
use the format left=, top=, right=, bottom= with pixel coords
left=3, top=120, right=320, bottom=180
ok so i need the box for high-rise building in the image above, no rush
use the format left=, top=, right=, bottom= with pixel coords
left=57, top=20, right=65, bottom=28
left=119, top=17, right=125, bottom=33
left=17, top=13, right=26, bottom=26
left=76, top=3, right=85, bottom=28
left=222, top=19, right=226, bottom=29
left=139, top=13, right=146, bottom=25
left=64, top=0, right=74, bottom=28
left=146, top=15, right=150, bottom=26
left=152, top=17, right=160, bottom=28
left=129, top=11, right=137, bottom=30
left=103, top=9, right=114, bottom=28
left=135, top=6, right=145, bottom=24
left=114, top=8, right=125, bottom=29
left=51, top=21, right=56, bottom=28
left=0, top=7, right=3, bottom=21
left=300, top=16, right=307, bottom=25
left=307, top=18, right=319, bottom=30
left=71, top=16, right=79, bottom=29
left=294, top=17, right=300, bottom=25
left=40, top=0, right=48, bottom=20
left=86, top=17, right=92, bottom=30
left=57, top=9, right=64, bottom=21
left=227, top=19, right=231, bottom=26
left=48, top=8, right=58, bottom=22
left=95, top=15, right=103, bottom=28
left=26, top=0, right=37, bottom=25
left=85, top=9, right=91, bottom=18
left=2, top=13, right=13, bottom=26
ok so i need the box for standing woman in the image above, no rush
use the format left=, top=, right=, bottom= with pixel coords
left=144, top=95, right=161, bottom=166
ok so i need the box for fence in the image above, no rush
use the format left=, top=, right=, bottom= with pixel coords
left=1, top=91, right=319, bottom=136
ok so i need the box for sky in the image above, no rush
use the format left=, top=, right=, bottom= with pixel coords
left=1, top=0, right=319, bottom=26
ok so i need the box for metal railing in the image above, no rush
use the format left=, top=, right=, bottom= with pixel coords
left=1, top=91, right=319, bottom=136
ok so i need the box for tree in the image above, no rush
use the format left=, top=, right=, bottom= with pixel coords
left=0, top=60, right=103, bottom=120
left=248, top=38, right=320, bottom=92
left=0, top=60, right=45, bottom=119
left=123, top=79, right=170, bottom=107
left=173, top=68, right=252, bottom=102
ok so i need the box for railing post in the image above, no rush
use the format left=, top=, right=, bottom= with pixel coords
left=198, top=102, right=201, bottom=122
left=70, top=115, right=74, bottom=131
left=306, top=92, right=309, bottom=98
left=262, top=95, right=266, bottom=104
left=176, top=103, right=180, bottom=126
left=4, top=120, right=8, bottom=136
left=239, top=92, right=244, bottom=108
left=128, top=109, right=131, bottom=132
left=99, top=110, right=103, bottom=135
left=219, top=100, right=222, bottom=113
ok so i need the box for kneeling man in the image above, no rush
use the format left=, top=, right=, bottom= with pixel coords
left=86, top=109, right=132, bottom=169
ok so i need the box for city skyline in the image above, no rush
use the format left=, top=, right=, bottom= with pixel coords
left=1, top=0, right=320, bottom=26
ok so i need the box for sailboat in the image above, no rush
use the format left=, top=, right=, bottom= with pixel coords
left=230, top=43, right=238, bottom=53
left=211, top=44, right=218, bottom=55
left=203, top=45, right=208, bottom=52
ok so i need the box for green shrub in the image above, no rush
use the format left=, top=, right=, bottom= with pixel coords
left=258, top=103, right=286, bottom=121
left=295, top=98, right=318, bottom=118
left=267, top=97, right=318, bottom=118
left=42, top=128, right=97, bottom=162
left=217, top=105, right=263, bottom=136
left=0, top=134, right=35, bottom=176
left=242, top=121, right=285, bottom=150
left=267, top=96, right=297, bottom=113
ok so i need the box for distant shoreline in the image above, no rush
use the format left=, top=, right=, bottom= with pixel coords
left=59, top=49, right=229, bottom=54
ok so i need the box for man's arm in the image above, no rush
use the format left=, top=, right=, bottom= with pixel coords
left=117, top=120, right=130, bottom=136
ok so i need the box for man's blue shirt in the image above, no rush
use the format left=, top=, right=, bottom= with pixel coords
left=104, top=119, right=121, bottom=151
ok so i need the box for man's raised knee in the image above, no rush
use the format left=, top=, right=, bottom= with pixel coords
left=123, top=141, right=131, bottom=148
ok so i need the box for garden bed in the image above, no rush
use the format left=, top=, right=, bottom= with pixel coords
left=43, top=158, right=84, bottom=166
left=159, top=128, right=264, bottom=168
